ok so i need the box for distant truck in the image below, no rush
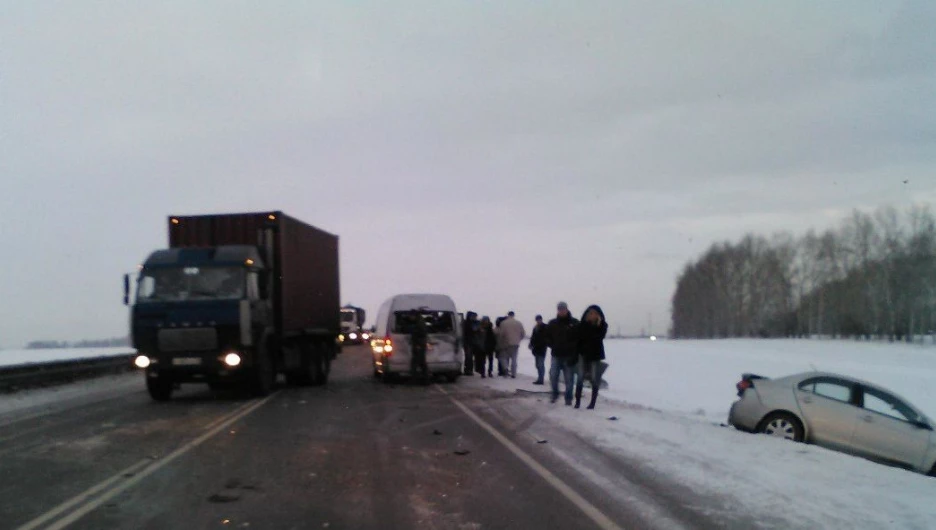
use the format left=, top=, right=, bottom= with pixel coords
left=125, top=211, right=340, bottom=401
left=340, top=305, right=368, bottom=345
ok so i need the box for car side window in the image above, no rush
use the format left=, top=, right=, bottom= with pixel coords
left=799, top=378, right=852, bottom=403
left=862, top=388, right=916, bottom=423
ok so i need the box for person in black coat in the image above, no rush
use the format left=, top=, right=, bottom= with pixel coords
left=575, top=304, right=608, bottom=409
left=546, top=302, right=579, bottom=405
left=410, top=310, right=430, bottom=384
left=528, top=315, right=548, bottom=384
left=480, top=316, right=497, bottom=377
left=462, top=312, right=480, bottom=376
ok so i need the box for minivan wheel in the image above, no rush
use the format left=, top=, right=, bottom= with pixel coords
left=758, top=412, right=804, bottom=442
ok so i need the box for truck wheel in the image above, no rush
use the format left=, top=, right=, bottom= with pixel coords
left=314, top=352, right=331, bottom=386
left=250, top=343, right=275, bottom=397
left=147, top=376, right=173, bottom=401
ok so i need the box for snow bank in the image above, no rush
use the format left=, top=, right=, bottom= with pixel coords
left=476, top=338, right=936, bottom=528
left=0, top=347, right=135, bottom=368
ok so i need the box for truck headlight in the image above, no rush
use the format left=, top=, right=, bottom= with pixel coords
left=362, top=333, right=370, bottom=340
left=223, top=352, right=242, bottom=367
left=349, top=333, right=358, bottom=340
left=134, top=355, right=151, bottom=369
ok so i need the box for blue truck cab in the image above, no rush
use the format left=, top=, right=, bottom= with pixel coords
left=126, top=212, right=340, bottom=401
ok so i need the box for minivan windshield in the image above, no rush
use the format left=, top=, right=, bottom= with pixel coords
left=137, top=266, right=245, bottom=302
left=393, top=311, right=455, bottom=334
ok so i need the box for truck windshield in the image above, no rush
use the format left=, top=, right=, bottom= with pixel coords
left=393, top=311, right=455, bottom=334
left=137, top=267, right=245, bottom=303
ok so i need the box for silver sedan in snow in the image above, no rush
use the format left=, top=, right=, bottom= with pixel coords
left=728, top=371, right=936, bottom=475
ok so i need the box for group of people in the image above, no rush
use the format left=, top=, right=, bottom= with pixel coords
left=462, top=301, right=608, bottom=410
left=461, top=311, right=527, bottom=379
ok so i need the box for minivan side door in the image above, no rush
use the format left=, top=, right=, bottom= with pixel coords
left=795, top=377, right=860, bottom=451
left=850, top=386, right=932, bottom=470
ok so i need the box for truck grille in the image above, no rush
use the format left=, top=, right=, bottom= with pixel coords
left=158, top=328, right=218, bottom=352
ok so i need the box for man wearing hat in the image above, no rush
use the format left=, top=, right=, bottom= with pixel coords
left=545, top=302, right=579, bottom=405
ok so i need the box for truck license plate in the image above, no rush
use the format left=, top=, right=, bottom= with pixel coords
left=172, top=357, right=202, bottom=366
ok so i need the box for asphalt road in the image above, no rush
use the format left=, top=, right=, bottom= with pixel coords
left=0, top=347, right=755, bottom=530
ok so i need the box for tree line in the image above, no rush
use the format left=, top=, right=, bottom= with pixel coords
left=671, top=205, right=936, bottom=342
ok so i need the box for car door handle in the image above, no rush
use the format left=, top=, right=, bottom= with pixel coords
left=861, top=414, right=874, bottom=423
left=801, top=396, right=813, bottom=404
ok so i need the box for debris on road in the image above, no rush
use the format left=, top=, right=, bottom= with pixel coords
left=208, top=493, right=241, bottom=503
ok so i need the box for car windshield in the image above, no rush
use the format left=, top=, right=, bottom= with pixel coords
left=137, top=267, right=245, bottom=302
left=393, top=311, right=454, bottom=334
left=340, top=311, right=355, bottom=322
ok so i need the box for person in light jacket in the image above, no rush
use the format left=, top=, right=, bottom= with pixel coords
left=575, top=305, right=608, bottom=409
left=497, top=311, right=526, bottom=378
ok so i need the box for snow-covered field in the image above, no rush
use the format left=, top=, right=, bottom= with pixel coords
left=0, top=347, right=135, bottom=368
left=480, top=338, right=936, bottom=529
left=519, top=338, right=936, bottom=422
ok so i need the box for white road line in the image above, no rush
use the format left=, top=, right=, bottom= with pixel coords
left=14, top=458, right=153, bottom=530
left=15, top=395, right=274, bottom=530
left=436, top=385, right=625, bottom=530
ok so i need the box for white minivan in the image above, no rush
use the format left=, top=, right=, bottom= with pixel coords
left=371, top=294, right=463, bottom=382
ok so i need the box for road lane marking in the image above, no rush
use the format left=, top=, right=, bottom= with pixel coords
left=15, top=395, right=274, bottom=530
left=436, top=385, right=625, bottom=530
left=14, top=458, right=153, bottom=530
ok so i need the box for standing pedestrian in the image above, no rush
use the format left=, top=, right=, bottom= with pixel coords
left=498, top=311, right=526, bottom=378
left=575, top=305, right=608, bottom=409
left=462, top=312, right=480, bottom=376
left=495, top=317, right=508, bottom=376
left=481, top=316, right=497, bottom=377
left=546, top=302, right=579, bottom=405
left=528, top=315, right=548, bottom=385
left=409, top=310, right=430, bottom=384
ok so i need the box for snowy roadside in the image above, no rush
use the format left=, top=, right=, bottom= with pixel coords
left=0, top=371, right=143, bottom=424
left=459, top=339, right=936, bottom=529
left=0, top=347, right=135, bottom=368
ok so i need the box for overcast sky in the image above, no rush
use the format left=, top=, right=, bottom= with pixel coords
left=2, top=1, right=935, bottom=348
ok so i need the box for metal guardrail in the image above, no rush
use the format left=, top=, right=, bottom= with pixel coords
left=0, top=354, right=138, bottom=392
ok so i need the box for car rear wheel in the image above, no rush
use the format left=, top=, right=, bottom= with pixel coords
left=758, top=412, right=804, bottom=442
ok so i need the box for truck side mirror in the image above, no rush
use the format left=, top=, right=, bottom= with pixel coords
left=123, top=274, right=130, bottom=306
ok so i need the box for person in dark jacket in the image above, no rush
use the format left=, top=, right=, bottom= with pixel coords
left=461, top=312, right=482, bottom=376
left=546, top=302, right=579, bottom=405
left=494, top=316, right=508, bottom=376
left=575, top=305, right=608, bottom=409
left=528, top=315, right=548, bottom=384
left=480, top=316, right=497, bottom=377
left=410, top=310, right=430, bottom=384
